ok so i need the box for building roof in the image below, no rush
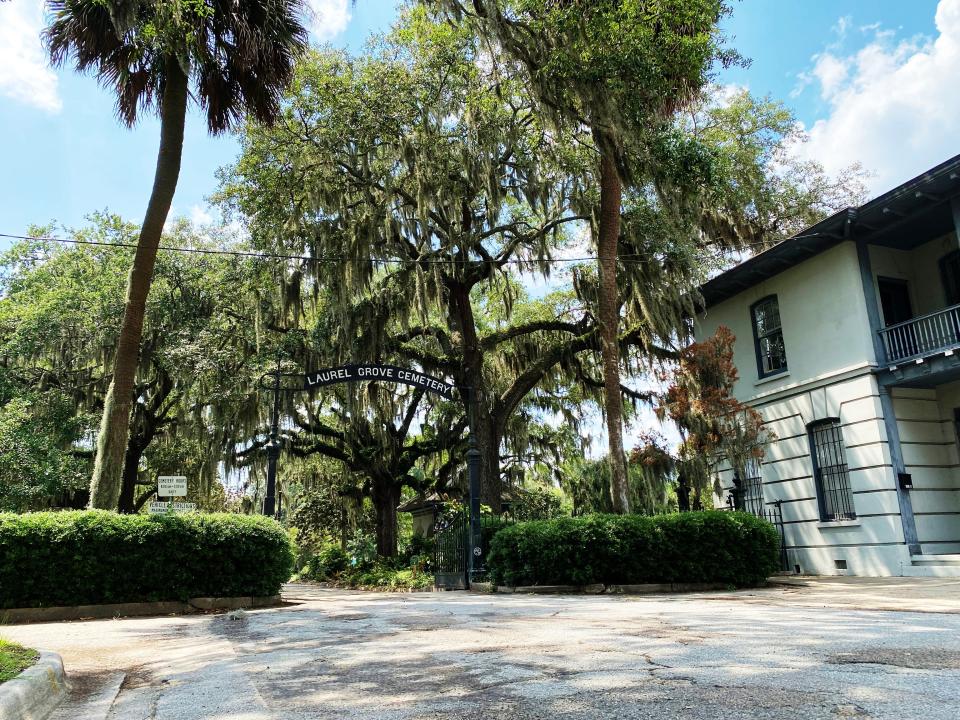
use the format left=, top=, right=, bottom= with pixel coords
left=699, top=153, right=960, bottom=309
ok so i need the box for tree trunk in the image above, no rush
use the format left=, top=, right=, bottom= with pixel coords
left=372, top=478, right=402, bottom=557
left=676, top=472, right=690, bottom=513
left=117, top=440, right=145, bottom=514
left=88, top=58, right=189, bottom=510
left=597, top=152, right=630, bottom=514
left=449, top=282, right=501, bottom=512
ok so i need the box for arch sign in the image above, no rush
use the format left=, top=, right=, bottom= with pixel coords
left=259, top=363, right=461, bottom=516
left=302, top=364, right=457, bottom=400
left=260, top=362, right=480, bottom=588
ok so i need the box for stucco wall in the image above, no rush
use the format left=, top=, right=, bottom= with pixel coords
left=696, top=238, right=960, bottom=575
left=892, top=384, right=960, bottom=554
left=714, top=372, right=911, bottom=576
left=695, top=241, right=876, bottom=403
left=869, top=233, right=958, bottom=321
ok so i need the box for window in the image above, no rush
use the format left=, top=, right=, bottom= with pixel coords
left=808, top=419, right=856, bottom=521
left=751, top=295, right=787, bottom=378
left=941, top=250, right=960, bottom=306
left=877, top=277, right=914, bottom=326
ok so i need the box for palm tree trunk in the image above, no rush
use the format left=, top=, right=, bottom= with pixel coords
left=597, top=152, right=630, bottom=514
left=88, top=58, right=189, bottom=510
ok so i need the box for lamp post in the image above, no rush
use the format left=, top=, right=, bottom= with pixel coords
left=263, top=356, right=281, bottom=519
left=466, top=435, right=482, bottom=584
left=460, top=386, right=483, bottom=586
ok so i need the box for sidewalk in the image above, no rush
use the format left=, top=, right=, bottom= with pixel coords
left=712, top=575, right=960, bottom=614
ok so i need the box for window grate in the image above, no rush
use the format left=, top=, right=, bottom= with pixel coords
left=809, top=420, right=856, bottom=521
left=739, top=458, right=766, bottom=517
left=751, top=296, right=787, bottom=377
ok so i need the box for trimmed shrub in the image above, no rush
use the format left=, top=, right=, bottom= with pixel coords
left=0, top=511, right=294, bottom=608
left=487, top=511, right=779, bottom=588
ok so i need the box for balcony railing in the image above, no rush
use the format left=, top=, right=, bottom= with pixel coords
left=879, top=303, right=960, bottom=364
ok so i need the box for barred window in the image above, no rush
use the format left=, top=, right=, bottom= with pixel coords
left=739, top=458, right=766, bottom=517
left=751, top=295, right=787, bottom=378
left=808, top=419, right=856, bottom=521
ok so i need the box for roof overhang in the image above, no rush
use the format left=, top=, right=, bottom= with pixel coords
left=698, top=153, right=960, bottom=310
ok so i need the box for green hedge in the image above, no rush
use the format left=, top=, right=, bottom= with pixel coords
left=0, top=511, right=294, bottom=608
left=486, top=511, right=780, bottom=588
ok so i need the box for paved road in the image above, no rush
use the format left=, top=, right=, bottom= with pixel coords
left=4, top=582, right=960, bottom=719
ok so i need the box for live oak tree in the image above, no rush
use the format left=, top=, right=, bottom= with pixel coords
left=287, top=385, right=466, bottom=557
left=234, top=324, right=468, bottom=557
left=232, top=273, right=597, bottom=554
left=429, top=0, right=738, bottom=513
left=685, top=88, right=868, bottom=248
left=0, top=216, right=273, bottom=512
left=220, top=13, right=603, bottom=510
left=45, top=0, right=308, bottom=509
left=0, top=375, right=88, bottom=512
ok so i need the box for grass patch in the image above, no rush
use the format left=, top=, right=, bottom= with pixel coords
left=0, top=639, right=39, bottom=683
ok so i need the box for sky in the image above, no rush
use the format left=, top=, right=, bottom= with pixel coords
left=1, top=0, right=957, bottom=239
left=0, top=0, right=958, bottom=457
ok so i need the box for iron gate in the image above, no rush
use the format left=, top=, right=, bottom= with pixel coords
left=727, top=497, right=790, bottom=572
left=758, top=500, right=789, bottom=572
left=433, top=510, right=468, bottom=589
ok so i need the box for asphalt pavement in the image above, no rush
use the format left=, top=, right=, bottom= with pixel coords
left=3, top=580, right=960, bottom=719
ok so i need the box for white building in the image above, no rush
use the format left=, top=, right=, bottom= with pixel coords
left=695, top=154, right=960, bottom=577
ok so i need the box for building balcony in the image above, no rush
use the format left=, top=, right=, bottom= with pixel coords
left=879, top=303, right=960, bottom=364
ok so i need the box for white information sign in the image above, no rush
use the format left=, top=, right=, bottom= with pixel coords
left=157, top=475, right=188, bottom=497
left=148, top=501, right=197, bottom=514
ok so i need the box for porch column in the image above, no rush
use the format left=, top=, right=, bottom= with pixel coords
left=878, top=384, right=921, bottom=555
left=854, top=234, right=886, bottom=366
left=855, top=225, right=921, bottom=555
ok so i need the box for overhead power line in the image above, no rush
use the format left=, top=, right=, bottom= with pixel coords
left=0, top=231, right=746, bottom=267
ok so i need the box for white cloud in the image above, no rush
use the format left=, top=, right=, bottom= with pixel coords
left=0, top=0, right=61, bottom=112
left=190, top=204, right=214, bottom=226
left=833, top=15, right=852, bottom=39
left=793, top=0, right=960, bottom=196
left=306, top=0, right=351, bottom=41
left=810, top=53, right=849, bottom=99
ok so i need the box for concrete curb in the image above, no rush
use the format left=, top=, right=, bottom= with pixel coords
left=0, top=651, right=67, bottom=720
left=1, top=595, right=282, bottom=624
left=469, top=582, right=730, bottom=595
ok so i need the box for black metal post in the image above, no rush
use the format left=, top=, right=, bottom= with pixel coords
left=263, top=358, right=281, bottom=519
left=467, top=436, right=482, bottom=585
left=459, top=385, right=483, bottom=586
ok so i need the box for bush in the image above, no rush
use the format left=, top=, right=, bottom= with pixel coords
left=0, top=511, right=294, bottom=608
left=401, top=533, right=434, bottom=571
left=487, top=511, right=779, bottom=588
left=300, top=544, right=350, bottom=581
left=337, top=564, right=433, bottom=591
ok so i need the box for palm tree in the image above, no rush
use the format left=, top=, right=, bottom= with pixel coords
left=433, top=0, right=730, bottom=513
left=45, top=0, right=308, bottom=510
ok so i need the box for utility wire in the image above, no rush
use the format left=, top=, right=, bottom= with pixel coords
left=0, top=231, right=772, bottom=266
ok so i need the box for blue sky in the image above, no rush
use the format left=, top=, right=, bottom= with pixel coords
left=0, top=1, right=956, bottom=240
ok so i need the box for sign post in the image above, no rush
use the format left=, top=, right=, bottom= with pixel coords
left=148, top=500, right=197, bottom=514
left=157, top=476, right=187, bottom=498
left=152, top=475, right=194, bottom=514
